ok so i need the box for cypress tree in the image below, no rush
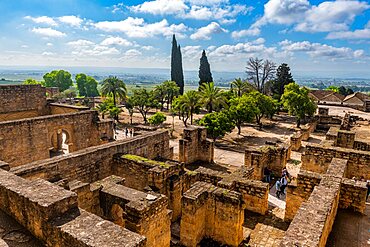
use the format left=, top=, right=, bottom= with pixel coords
left=198, top=50, right=213, bottom=87
left=272, top=63, right=294, bottom=100
left=170, top=34, right=184, bottom=95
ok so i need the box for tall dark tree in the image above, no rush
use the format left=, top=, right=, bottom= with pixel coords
left=198, top=50, right=213, bottom=87
left=171, top=35, right=184, bottom=95
left=271, top=63, right=294, bottom=100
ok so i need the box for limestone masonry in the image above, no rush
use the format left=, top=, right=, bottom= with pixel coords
left=0, top=86, right=368, bottom=247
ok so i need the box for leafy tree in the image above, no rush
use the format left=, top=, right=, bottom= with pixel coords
left=271, top=63, right=294, bottom=100
left=281, top=82, right=317, bottom=128
left=326, top=85, right=339, bottom=93
left=230, top=78, right=254, bottom=97
left=97, top=98, right=114, bottom=119
left=246, top=58, right=276, bottom=94
left=76, top=74, right=88, bottom=96
left=198, top=50, right=213, bottom=87
left=125, top=99, right=135, bottom=125
left=130, top=88, right=158, bottom=123
left=154, top=84, right=167, bottom=111
left=76, top=74, right=99, bottom=98
left=148, top=112, right=167, bottom=126
left=338, top=86, right=354, bottom=96
left=62, top=87, right=77, bottom=104
left=229, top=95, right=257, bottom=135
left=101, top=76, right=127, bottom=106
left=163, top=80, right=180, bottom=109
left=199, top=82, right=226, bottom=113
left=199, top=111, right=234, bottom=141
left=108, top=105, right=122, bottom=122
left=43, top=70, right=73, bottom=92
left=172, top=91, right=201, bottom=126
left=247, top=91, right=277, bottom=127
left=23, top=78, right=42, bottom=85
left=171, top=35, right=184, bottom=95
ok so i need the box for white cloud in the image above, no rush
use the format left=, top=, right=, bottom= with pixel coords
left=231, top=28, right=260, bottom=38
left=31, top=27, right=66, bottom=37
left=101, top=37, right=133, bottom=46
left=326, top=29, right=370, bottom=40
left=21, top=45, right=28, bottom=48
left=58, top=16, right=83, bottom=27
left=94, top=18, right=188, bottom=38
left=130, top=0, right=188, bottom=15
left=190, top=22, right=227, bottom=40
left=25, top=16, right=58, bottom=26
left=46, top=43, right=53, bottom=46
left=253, top=0, right=370, bottom=33
left=124, top=49, right=142, bottom=58
left=141, top=46, right=154, bottom=50
left=67, top=39, right=94, bottom=46
left=182, top=45, right=202, bottom=58
left=42, top=51, right=55, bottom=56
left=186, top=0, right=229, bottom=5
left=280, top=40, right=364, bottom=59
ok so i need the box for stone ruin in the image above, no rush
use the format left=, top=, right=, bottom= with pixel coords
left=0, top=86, right=368, bottom=247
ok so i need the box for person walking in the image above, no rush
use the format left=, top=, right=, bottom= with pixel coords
left=275, top=179, right=282, bottom=199
left=367, top=180, right=370, bottom=201
left=264, top=167, right=271, bottom=183
left=280, top=176, right=288, bottom=195
left=125, top=128, right=129, bottom=137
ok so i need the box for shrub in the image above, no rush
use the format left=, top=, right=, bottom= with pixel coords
left=148, top=112, right=167, bottom=126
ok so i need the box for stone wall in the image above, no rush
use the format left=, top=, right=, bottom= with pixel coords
left=180, top=182, right=244, bottom=247
left=339, top=178, right=367, bottom=213
left=49, top=103, right=89, bottom=115
left=11, top=130, right=172, bottom=183
left=179, top=126, right=214, bottom=164
left=0, top=84, right=48, bottom=122
left=45, top=87, right=59, bottom=98
left=281, top=158, right=347, bottom=247
left=0, top=169, right=146, bottom=247
left=290, top=121, right=317, bottom=151
left=302, top=143, right=370, bottom=179
left=0, top=110, right=113, bottom=167
left=245, top=142, right=290, bottom=180
left=98, top=176, right=171, bottom=247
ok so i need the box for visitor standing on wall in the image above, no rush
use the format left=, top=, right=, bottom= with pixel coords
left=275, top=179, right=282, bottom=199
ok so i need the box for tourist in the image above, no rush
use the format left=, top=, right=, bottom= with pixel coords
left=280, top=176, right=288, bottom=195
left=264, top=167, right=271, bottom=183
left=275, top=179, right=282, bottom=199
left=125, top=128, right=129, bottom=137
left=367, top=180, right=370, bottom=201
left=130, top=128, right=134, bottom=137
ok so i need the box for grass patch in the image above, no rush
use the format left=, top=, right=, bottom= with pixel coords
left=122, top=154, right=170, bottom=168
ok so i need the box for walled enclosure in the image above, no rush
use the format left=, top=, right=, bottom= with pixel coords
left=0, top=85, right=48, bottom=121
left=179, top=126, right=214, bottom=164
left=0, top=110, right=114, bottom=167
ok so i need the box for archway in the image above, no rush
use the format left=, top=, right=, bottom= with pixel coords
left=49, top=128, right=72, bottom=157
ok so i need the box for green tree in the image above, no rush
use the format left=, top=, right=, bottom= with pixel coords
left=163, top=80, right=180, bottom=109
left=23, top=78, right=42, bottom=85
left=108, top=105, right=122, bottom=122
left=199, top=111, right=234, bottom=141
left=229, top=95, right=257, bottom=135
left=97, top=98, right=113, bottom=119
left=76, top=73, right=88, bottom=96
left=198, top=50, right=213, bottom=87
left=230, top=78, right=254, bottom=97
left=281, top=82, right=317, bottom=128
left=326, top=85, right=339, bottom=93
left=130, top=88, right=158, bottom=123
left=271, top=63, right=294, bottom=100
left=43, top=70, right=73, bottom=92
left=62, top=87, right=77, bottom=104
left=148, top=112, right=167, bottom=126
left=171, top=35, right=184, bottom=95
left=172, top=91, right=201, bottom=126
left=125, top=99, right=135, bottom=125
left=154, top=84, right=167, bottom=111
left=247, top=91, right=277, bottom=127
left=101, top=76, right=127, bottom=106
left=199, top=82, right=225, bottom=113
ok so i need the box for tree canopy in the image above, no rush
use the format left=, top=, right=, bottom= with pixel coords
left=199, top=82, right=226, bottom=113
left=129, top=88, right=158, bottom=123
left=101, top=76, right=127, bottom=106
left=271, top=63, right=294, bottom=100
left=230, top=78, right=254, bottom=97
left=23, top=78, right=42, bottom=85
left=171, top=35, right=184, bottom=95
left=76, top=73, right=99, bottom=97
left=281, top=82, right=317, bottom=127
left=228, top=95, right=257, bottom=135
left=247, top=91, right=277, bottom=127
left=199, top=111, right=234, bottom=141
left=172, top=90, right=201, bottom=126
left=198, top=50, right=213, bottom=87
left=43, top=70, right=73, bottom=92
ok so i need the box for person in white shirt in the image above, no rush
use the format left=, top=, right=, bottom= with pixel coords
left=280, top=176, right=288, bottom=195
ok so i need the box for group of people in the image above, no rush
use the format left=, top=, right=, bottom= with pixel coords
left=275, top=168, right=290, bottom=199
left=124, top=127, right=134, bottom=138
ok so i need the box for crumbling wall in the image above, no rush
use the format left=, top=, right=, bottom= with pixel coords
left=179, top=126, right=214, bottom=164
left=0, top=110, right=113, bottom=167
left=0, top=85, right=48, bottom=122
left=302, top=143, right=370, bottom=179
left=290, top=121, right=317, bottom=151
left=281, top=158, right=348, bottom=247
left=11, top=130, right=173, bottom=183
left=49, top=103, right=89, bottom=115
left=180, top=182, right=244, bottom=247
left=0, top=169, right=146, bottom=247
left=339, top=178, right=367, bottom=213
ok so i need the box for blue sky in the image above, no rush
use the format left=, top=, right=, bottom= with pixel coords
left=0, top=0, right=369, bottom=77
